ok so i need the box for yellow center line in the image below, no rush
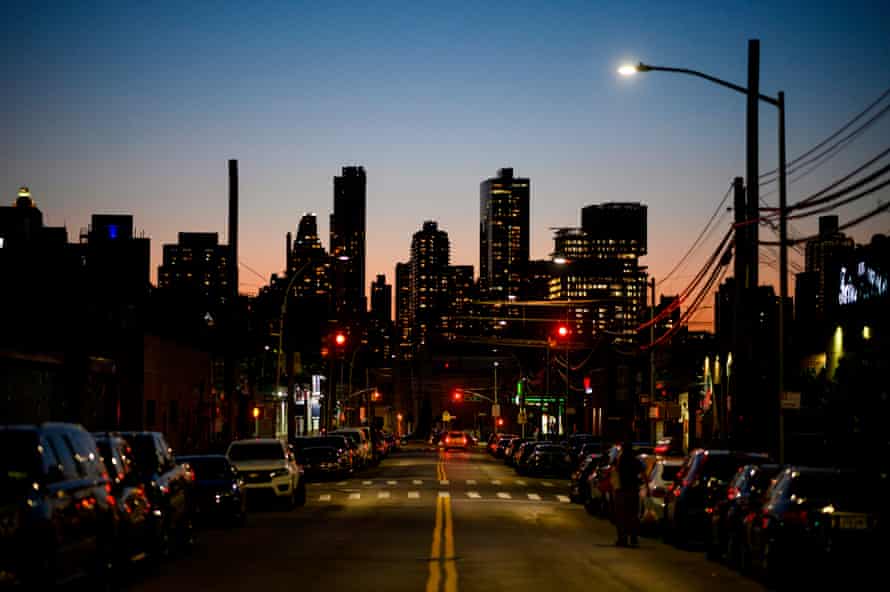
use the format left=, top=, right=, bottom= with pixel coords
left=426, top=495, right=443, bottom=592
left=426, top=492, right=458, bottom=592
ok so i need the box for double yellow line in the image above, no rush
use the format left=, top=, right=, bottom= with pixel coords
left=436, top=453, right=447, bottom=481
left=427, top=493, right=457, bottom=592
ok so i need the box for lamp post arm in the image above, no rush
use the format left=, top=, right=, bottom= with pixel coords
left=639, top=63, right=779, bottom=106
left=457, top=388, right=494, bottom=403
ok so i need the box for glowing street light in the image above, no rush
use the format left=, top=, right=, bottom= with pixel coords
left=553, top=256, right=568, bottom=265
left=618, top=64, right=638, bottom=76
left=334, top=332, right=347, bottom=347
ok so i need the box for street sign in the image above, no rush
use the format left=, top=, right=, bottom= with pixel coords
left=442, top=411, right=452, bottom=422
left=491, top=404, right=501, bottom=418
left=781, top=391, right=801, bottom=410
left=517, top=409, right=527, bottom=424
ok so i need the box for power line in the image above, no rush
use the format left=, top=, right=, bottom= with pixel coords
left=760, top=198, right=890, bottom=246
left=788, top=176, right=890, bottom=220
left=760, top=85, right=890, bottom=181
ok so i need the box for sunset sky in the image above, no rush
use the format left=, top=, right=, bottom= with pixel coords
left=5, top=1, right=889, bottom=326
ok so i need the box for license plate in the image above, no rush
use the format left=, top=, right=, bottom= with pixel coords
left=837, top=515, right=868, bottom=530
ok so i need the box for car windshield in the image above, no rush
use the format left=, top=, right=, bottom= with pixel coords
left=0, top=431, right=40, bottom=503
left=448, top=432, right=464, bottom=438
left=660, top=464, right=682, bottom=483
left=181, top=457, right=231, bottom=480
left=295, top=437, right=346, bottom=450
left=331, top=432, right=361, bottom=446
left=698, top=454, right=746, bottom=482
left=228, top=443, right=284, bottom=461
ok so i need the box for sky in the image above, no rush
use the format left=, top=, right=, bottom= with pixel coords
left=4, top=1, right=890, bottom=326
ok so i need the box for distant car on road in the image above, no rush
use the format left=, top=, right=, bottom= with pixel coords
left=442, top=431, right=469, bottom=451
left=226, top=439, right=304, bottom=508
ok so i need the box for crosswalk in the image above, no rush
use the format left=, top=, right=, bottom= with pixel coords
left=309, top=479, right=564, bottom=488
left=314, top=490, right=571, bottom=503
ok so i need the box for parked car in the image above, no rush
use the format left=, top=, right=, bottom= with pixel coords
left=488, top=433, right=517, bottom=455
left=569, top=452, right=601, bottom=503
left=93, top=432, right=160, bottom=565
left=176, top=455, right=247, bottom=526
left=292, top=436, right=355, bottom=475
left=524, top=444, right=572, bottom=477
left=494, top=436, right=514, bottom=458
left=640, top=457, right=685, bottom=527
left=515, top=441, right=548, bottom=475
left=663, top=449, right=770, bottom=546
left=707, top=463, right=783, bottom=564
left=1, top=423, right=116, bottom=587
left=442, top=431, right=469, bottom=451
left=746, top=467, right=882, bottom=584
left=584, top=445, right=621, bottom=515
left=226, top=438, right=304, bottom=508
left=120, top=431, right=196, bottom=557
left=300, top=446, right=352, bottom=481
left=330, top=428, right=371, bottom=468
left=504, top=438, right=527, bottom=467
left=572, top=442, right=603, bottom=465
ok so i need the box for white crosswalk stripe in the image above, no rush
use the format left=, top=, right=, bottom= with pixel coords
left=378, top=491, right=390, bottom=499
left=337, top=481, right=348, bottom=486
left=319, top=494, right=331, bottom=502
left=386, top=480, right=397, bottom=485
left=413, top=480, right=423, bottom=485
left=515, top=480, right=527, bottom=486
left=438, top=491, right=450, bottom=498
left=408, top=491, right=420, bottom=499
left=467, top=491, right=481, bottom=499
left=440, top=479, right=449, bottom=485
left=542, top=482, right=554, bottom=487
left=497, top=492, right=511, bottom=499
left=556, top=495, right=570, bottom=503
left=362, top=480, right=373, bottom=485
left=527, top=493, right=541, bottom=501
left=348, top=493, right=361, bottom=500
left=491, top=480, right=502, bottom=485
left=466, top=479, right=477, bottom=485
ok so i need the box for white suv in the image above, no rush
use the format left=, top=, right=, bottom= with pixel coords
left=226, top=439, right=305, bottom=507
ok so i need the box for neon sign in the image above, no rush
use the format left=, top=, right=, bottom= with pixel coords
left=838, top=261, right=888, bottom=305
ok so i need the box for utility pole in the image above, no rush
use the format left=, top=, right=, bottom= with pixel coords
left=493, top=361, right=499, bottom=436
left=745, top=39, right=760, bottom=290
left=649, top=277, right=656, bottom=441
left=777, top=91, right=788, bottom=464
left=224, top=159, right=239, bottom=440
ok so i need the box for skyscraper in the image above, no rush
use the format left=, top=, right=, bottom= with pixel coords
left=371, top=274, right=392, bottom=323
left=444, top=265, right=474, bottom=338
left=804, top=215, right=854, bottom=319
left=480, top=168, right=530, bottom=298
left=395, top=262, right=412, bottom=359
left=158, top=232, right=230, bottom=306
left=410, top=221, right=450, bottom=347
left=288, top=213, right=332, bottom=299
left=330, top=166, right=367, bottom=318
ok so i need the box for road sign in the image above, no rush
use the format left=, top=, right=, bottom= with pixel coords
left=442, top=411, right=452, bottom=422
left=781, top=391, right=801, bottom=410
left=491, top=404, right=501, bottom=418
left=517, top=409, right=527, bottom=424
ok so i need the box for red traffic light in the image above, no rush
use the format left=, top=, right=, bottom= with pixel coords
left=453, top=390, right=463, bottom=401
left=557, top=325, right=569, bottom=338
left=334, top=332, right=347, bottom=346
left=497, top=418, right=504, bottom=426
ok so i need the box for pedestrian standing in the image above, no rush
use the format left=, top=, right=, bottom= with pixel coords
left=613, top=441, right=645, bottom=547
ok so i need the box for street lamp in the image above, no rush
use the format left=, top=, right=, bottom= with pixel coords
left=619, top=42, right=789, bottom=463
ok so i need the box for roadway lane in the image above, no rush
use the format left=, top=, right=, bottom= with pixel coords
left=126, top=444, right=764, bottom=592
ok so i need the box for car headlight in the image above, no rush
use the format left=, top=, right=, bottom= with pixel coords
left=269, top=471, right=277, bottom=479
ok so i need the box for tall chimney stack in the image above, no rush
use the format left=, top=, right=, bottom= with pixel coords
left=228, top=159, right=239, bottom=296
left=286, top=231, right=292, bottom=268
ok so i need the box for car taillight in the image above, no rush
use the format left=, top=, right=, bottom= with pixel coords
left=727, top=487, right=739, bottom=501
left=444, top=437, right=450, bottom=444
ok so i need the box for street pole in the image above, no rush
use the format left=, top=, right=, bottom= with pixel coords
left=493, top=361, right=499, bottom=436
left=564, top=342, right=569, bottom=436
left=746, top=39, right=760, bottom=291
left=777, top=91, right=788, bottom=464
left=649, top=277, right=656, bottom=442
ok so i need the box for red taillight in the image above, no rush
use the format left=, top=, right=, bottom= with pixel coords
left=727, top=487, right=738, bottom=501
left=705, top=507, right=714, bottom=514
left=444, top=437, right=450, bottom=444
left=673, top=487, right=681, bottom=497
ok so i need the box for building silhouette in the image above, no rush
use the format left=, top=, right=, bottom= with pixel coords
left=444, top=265, right=475, bottom=338
left=330, top=166, right=367, bottom=318
left=410, top=221, right=450, bottom=348
left=288, top=213, right=333, bottom=300
left=158, top=232, right=231, bottom=307
left=480, top=168, right=529, bottom=299
left=395, top=262, right=412, bottom=359
left=371, top=274, right=392, bottom=323
left=802, top=215, right=854, bottom=321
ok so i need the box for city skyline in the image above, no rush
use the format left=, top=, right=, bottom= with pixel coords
left=5, top=1, right=889, bottom=308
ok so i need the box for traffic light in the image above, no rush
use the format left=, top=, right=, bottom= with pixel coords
left=372, top=391, right=381, bottom=401
left=453, top=390, right=463, bottom=402
left=334, top=332, right=347, bottom=347
left=497, top=418, right=504, bottom=427
left=557, top=325, right=569, bottom=338
left=583, top=376, right=592, bottom=394
left=252, top=406, right=260, bottom=419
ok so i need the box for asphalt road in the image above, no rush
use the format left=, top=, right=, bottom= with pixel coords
left=127, top=444, right=764, bottom=592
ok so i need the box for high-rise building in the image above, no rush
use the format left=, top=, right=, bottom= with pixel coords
left=288, top=213, right=332, bottom=299
left=371, top=274, right=392, bottom=323
left=158, top=232, right=230, bottom=306
left=410, top=221, right=450, bottom=347
left=395, top=262, right=412, bottom=358
left=330, top=166, right=367, bottom=318
left=804, top=215, right=854, bottom=319
left=548, top=202, right=648, bottom=344
left=480, top=168, right=530, bottom=298
left=444, top=265, right=474, bottom=337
